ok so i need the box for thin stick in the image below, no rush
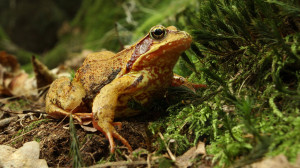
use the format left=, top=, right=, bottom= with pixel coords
left=23, top=110, right=47, bottom=114
left=54, top=115, right=68, bottom=129
left=89, top=160, right=156, bottom=168
left=3, top=128, right=37, bottom=145
left=158, top=132, right=176, bottom=161
left=0, top=108, right=22, bottom=114
left=0, top=84, right=51, bottom=102
left=0, top=126, right=14, bottom=135
left=147, top=153, right=152, bottom=168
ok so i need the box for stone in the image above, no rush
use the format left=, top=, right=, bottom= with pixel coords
left=0, top=141, right=48, bottom=168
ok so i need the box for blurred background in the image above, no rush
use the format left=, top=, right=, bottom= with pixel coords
left=0, top=0, right=194, bottom=70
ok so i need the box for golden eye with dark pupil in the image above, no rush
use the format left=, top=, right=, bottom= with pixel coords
left=150, top=26, right=166, bottom=40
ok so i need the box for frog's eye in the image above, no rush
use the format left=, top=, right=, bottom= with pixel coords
left=150, top=26, right=166, bottom=40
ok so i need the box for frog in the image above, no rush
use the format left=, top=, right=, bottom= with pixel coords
left=45, top=25, right=200, bottom=153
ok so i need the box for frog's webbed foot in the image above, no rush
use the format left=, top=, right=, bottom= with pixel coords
left=92, top=119, right=133, bottom=153
left=47, top=103, right=82, bottom=123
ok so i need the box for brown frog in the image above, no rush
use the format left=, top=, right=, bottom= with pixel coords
left=45, top=25, right=201, bottom=152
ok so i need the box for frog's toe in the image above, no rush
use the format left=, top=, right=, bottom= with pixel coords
left=112, top=122, right=122, bottom=130
left=92, top=119, right=132, bottom=153
left=102, top=128, right=133, bottom=153
left=106, top=122, right=132, bottom=153
left=105, top=131, right=115, bottom=153
left=112, top=130, right=133, bottom=152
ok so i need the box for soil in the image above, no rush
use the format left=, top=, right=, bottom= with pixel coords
left=0, top=97, right=162, bottom=167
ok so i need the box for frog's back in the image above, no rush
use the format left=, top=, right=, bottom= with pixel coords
left=74, top=50, right=132, bottom=100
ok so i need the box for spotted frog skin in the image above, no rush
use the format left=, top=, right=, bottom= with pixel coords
left=45, top=25, right=196, bottom=152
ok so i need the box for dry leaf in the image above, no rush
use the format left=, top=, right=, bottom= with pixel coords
left=247, top=154, right=299, bottom=168
left=80, top=125, right=97, bottom=132
left=0, top=51, right=20, bottom=73
left=8, top=73, right=29, bottom=96
left=176, top=141, right=206, bottom=168
left=0, top=51, right=29, bottom=96
left=32, top=56, right=56, bottom=90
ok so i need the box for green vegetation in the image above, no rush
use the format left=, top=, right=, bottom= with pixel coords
left=1, top=0, right=299, bottom=167
left=49, top=0, right=300, bottom=167
left=69, top=115, right=84, bottom=167
left=5, top=99, right=31, bottom=111
left=149, top=0, right=299, bottom=167
left=0, top=23, right=36, bottom=68
left=11, top=119, right=49, bottom=144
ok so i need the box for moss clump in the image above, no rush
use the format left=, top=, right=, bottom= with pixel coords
left=151, top=0, right=299, bottom=167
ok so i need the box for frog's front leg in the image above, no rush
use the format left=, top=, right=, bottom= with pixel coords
left=92, top=74, right=144, bottom=153
left=172, top=74, right=207, bottom=92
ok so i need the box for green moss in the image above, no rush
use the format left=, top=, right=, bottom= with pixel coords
left=158, top=157, right=174, bottom=168
left=2, top=0, right=298, bottom=166
left=11, top=119, right=49, bottom=144
left=25, top=119, right=49, bottom=132
left=149, top=0, right=300, bottom=167
left=5, top=99, right=31, bottom=111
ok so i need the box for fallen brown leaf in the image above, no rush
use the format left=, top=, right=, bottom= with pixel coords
left=0, top=51, right=22, bottom=96
left=0, top=51, right=20, bottom=73
left=246, top=154, right=300, bottom=168
left=176, top=141, right=206, bottom=168
left=80, top=125, right=97, bottom=132
left=31, top=56, right=56, bottom=90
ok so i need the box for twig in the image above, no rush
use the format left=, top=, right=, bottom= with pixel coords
left=237, top=74, right=251, bottom=97
left=89, top=160, right=156, bottom=168
left=158, top=132, right=176, bottom=161
left=54, top=115, right=68, bottom=129
left=0, top=108, right=22, bottom=114
left=0, top=116, right=18, bottom=127
left=80, top=136, right=91, bottom=151
left=147, top=153, right=152, bottom=168
left=3, top=128, right=37, bottom=145
left=0, top=126, right=14, bottom=135
left=23, top=110, right=46, bottom=114
left=0, top=84, right=51, bottom=102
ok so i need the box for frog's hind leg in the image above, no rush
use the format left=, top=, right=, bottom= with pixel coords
left=46, top=76, right=89, bottom=124
left=91, top=75, right=139, bottom=153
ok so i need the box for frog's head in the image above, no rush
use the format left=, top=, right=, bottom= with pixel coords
left=126, top=25, right=192, bottom=72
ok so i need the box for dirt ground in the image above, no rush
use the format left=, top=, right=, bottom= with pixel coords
left=0, top=97, right=163, bottom=167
